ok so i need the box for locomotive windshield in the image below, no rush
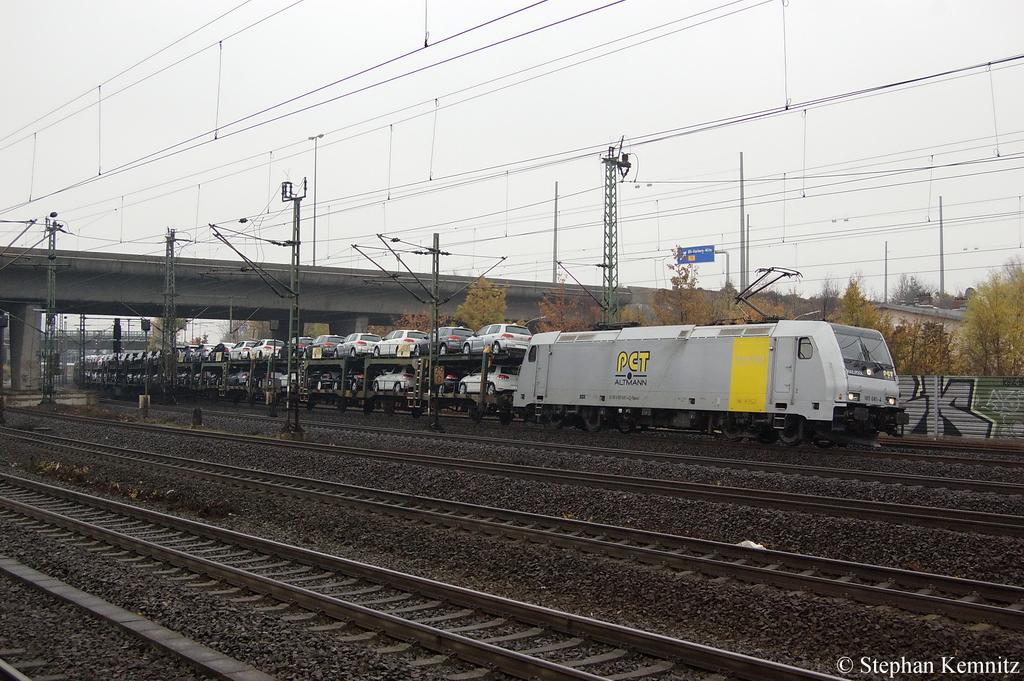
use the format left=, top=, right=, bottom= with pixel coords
left=830, top=325, right=895, bottom=380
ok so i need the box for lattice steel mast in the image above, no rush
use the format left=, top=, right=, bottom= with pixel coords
left=601, top=145, right=631, bottom=324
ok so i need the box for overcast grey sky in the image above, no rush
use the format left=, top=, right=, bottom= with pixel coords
left=3, top=0, right=1023, bottom=308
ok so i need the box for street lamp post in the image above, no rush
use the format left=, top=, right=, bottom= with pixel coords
left=308, top=134, right=323, bottom=266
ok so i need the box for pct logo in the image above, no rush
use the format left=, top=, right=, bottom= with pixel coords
left=615, top=351, right=650, bottom=386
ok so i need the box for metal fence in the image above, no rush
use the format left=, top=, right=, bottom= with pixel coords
left=899, top=375, right=1024, bottom=439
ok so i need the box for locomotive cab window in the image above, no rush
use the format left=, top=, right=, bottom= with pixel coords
left=528, top=346, right=537, bottom=362
left=798, top=337, right=813, bottom=360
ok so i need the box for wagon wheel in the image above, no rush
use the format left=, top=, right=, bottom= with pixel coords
left=383, top=398, right=396, bottom=415
left=362, top=398, right=375, bottom=414
left=469, top=405, right=484, bottom=423
left=336, top=396, right=348, bottom=413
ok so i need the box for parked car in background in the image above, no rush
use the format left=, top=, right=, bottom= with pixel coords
left=339, top=333, right=382, bottom=357
left=417, top=326, right=473, bottom=356
left=374, top=329, right=428, bottom=357
left=372, top=365, right=416, bottom=392
left=457, top=365, right=519, bottom=395
left=462, top=324, right=532, bottom=355
left=308, top=334, right=346, bottom=358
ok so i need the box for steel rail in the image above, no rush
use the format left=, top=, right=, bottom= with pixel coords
left=0, top=474, right=845, bottom=681
left=90, top=400, right=1024, bottom=466
left=6, top=416, right=1024, bottom=538
left=7, top=429, right=1024, bottom=630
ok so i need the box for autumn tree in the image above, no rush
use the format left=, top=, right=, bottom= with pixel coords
left=651, top=261, right=714, bottom=326
left=957, top=259, right=1024, bottom=376
left=454, top=277, right=507, bottom=330
left=884, top=320, right=957, bottom=376
left=535, top=279, right=600, bottom=332
left=835, top=277, right=882, bottom=329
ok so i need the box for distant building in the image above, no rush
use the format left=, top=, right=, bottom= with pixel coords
left=875, top=303, right=965, bottom=333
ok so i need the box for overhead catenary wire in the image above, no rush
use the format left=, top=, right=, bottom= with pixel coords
left=3, top=6, right=1023, bottom=303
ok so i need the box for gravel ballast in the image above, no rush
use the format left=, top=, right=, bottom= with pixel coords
left=2, top=405, right=1023, bottom=680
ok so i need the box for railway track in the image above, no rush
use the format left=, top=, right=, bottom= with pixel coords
left=93, top=401, right=1024, bottom=484
left=0, top=473, right=846, bottom=681
left=9, top=412, right=1024, bottom=538
left=7, top=427, right=1024, bottom=631
left=98, top=397, right=1024, bottom=461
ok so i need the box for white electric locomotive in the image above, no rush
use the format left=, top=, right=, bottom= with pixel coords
left=513, top=320, right=908, bottom=445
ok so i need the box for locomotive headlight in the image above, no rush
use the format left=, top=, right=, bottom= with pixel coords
left=865, top=367, right=873, bottom=376
left=887, top=396, right=897, bottom=405
left=847, top=392, right=861, bottom=402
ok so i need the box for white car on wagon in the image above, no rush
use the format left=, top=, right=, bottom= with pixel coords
left=374, top=329, right=428, bottom=357
left=462, top=324, right=532, bottom=355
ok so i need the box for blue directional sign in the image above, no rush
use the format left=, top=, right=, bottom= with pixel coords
left=676, top=245, right=715, bottom=264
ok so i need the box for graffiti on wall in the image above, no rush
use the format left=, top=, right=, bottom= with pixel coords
left=900, top=376, right=1024, bottom=439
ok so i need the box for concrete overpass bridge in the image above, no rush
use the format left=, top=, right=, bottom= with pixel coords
left=0, top=248, right=653, bottom=390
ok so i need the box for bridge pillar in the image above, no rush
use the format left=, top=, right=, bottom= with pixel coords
left=329, top=316, right=368, bottom=336
left=271, top=319, right=290, bottom=342
left=8, top=304, right=41, bottom=391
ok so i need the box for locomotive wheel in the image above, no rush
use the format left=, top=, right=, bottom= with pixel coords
left=547, top=406, right=566, bottom=429
left=616, top=411, right=635, bottom=433
left=718, top=415, right=743, bottom=441
left=777, top=417, right=804, bottom=446
left=580, top=407, right=602, bottom=432
left=498, top=410, right=513, bottom=425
